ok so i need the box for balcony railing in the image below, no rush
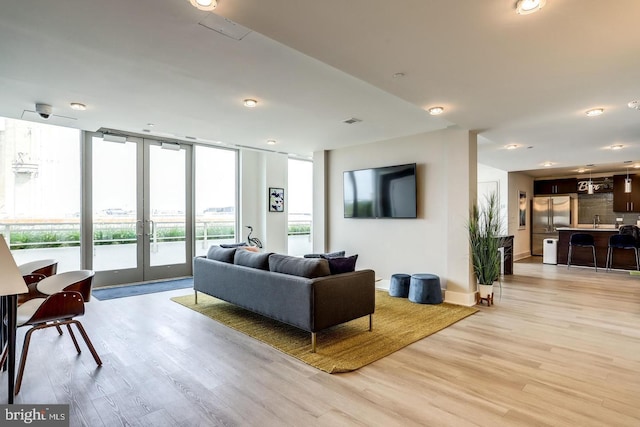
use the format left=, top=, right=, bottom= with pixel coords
left=1, top=218, right=311, bottom=250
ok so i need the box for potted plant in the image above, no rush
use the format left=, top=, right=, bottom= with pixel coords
left=467, top=192, right=505, bottom=302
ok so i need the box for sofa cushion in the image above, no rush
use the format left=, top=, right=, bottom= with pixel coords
left=234, top=249, right=271, bottom=270
left=207, top=245, right=236, bottom=263
left=269, top=254, right=331, bottom=278
left=303, top=250, right=345, bottom=259
left=326, top=254, right=358, bottom=275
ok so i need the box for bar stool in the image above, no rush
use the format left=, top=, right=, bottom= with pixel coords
left=606, top=234, right=639, bottom=271
left=567, top=233, right=597, bottom=271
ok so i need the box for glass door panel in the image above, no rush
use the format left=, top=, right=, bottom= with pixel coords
left=92, top=136, right=139, bottom=272
left=147, top=143, right=186, bottom=268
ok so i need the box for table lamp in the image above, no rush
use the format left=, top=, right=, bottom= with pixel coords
left=0, top=235, right=28, bottom=403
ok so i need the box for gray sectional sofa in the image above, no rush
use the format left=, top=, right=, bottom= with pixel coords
left=193, top=246, right=376, bottom=352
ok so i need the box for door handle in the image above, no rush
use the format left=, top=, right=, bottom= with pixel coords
left=144, top=219, right=155, bottom=237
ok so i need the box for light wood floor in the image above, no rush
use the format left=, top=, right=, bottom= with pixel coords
left=4, top=258, right=640, bottom=426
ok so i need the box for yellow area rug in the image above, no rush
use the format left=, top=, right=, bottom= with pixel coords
left=171, top=290, right=477, bottom=373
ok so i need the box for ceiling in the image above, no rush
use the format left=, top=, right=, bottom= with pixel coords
left=1, top=0, right=639, bottom=177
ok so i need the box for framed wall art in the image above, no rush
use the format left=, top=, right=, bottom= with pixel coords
left=518, top=190, right=527, bottom=229
left=269, top=187, right=284, bottom=212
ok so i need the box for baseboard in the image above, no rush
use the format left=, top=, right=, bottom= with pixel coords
left=514, top=251, right=531, bottom=261
left=444, top=290, right=477, bottom=307
left=375, top=279, right=390, bottom=291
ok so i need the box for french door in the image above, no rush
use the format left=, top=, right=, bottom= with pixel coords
left=88, top=133, right=192, bottom=286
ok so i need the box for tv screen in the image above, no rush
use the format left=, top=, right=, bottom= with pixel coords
left=343, top=163, right=417, bottom=218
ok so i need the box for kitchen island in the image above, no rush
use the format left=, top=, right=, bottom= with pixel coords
left=557, top=227, right=638, bottom=270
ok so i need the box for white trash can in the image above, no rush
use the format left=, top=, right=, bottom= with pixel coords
left=543, top=238, right=558, bottom=265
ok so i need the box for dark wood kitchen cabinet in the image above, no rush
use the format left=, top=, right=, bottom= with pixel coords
left=613, top=174, right=640, bottom=212
left=533, top=178, right=577, bottom=195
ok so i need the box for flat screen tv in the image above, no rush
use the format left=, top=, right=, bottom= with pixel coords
left=343, top=163, right=417, bottom=218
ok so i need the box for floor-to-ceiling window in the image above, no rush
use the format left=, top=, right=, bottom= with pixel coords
left=0, top=117, right=81, bottom=272
left=194, top=145, right=237, bottom=256
left=0, top=116, right=239, bottom=286
left=287, top=158, right=312, bottom=255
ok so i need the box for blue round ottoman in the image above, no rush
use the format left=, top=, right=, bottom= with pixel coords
left=389, top=273, right=411, bottom=297
left=409, top=274, right=443, bottom=304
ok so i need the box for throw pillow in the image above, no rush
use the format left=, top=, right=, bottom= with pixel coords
left=206, top=245, right=236, bottom=263
left=220, top=242, right=248, bottom=249
left=234, top=249, right=271, bottom=270
left=326, top=254, right=358, bottom=275
left=303, top=250, right=346, bottom=259
left=269, top=254, right=331, bottom=278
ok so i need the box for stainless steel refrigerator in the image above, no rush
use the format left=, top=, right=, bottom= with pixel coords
left=531, top=196, right=571, bottom=256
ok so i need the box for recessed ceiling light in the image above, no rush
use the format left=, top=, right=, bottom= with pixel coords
left=266, top=139, right=276, bottom=145
left=543, top=161, right=553, bottom=167
left=189, top=0, right=217, bottom=11
left=586, top=108, right=604, bottom=117
left=628, top=100, right=640, bottom=110
left=586, top=164, right=595, bottom=167
left=428, top=106, right=444, bottom=115
left=243, top=99, right=258, bottom=108
left=70, top=102, right=86, bottom=111
left=610, top=144, right=624, bottom=150
left=505, top=144, right=518, bottom=150
left=392, top=72, right=405, bottom=78
left=516, top=0, right=546, bottom=15
left=147, top=123, right=155, bottom=127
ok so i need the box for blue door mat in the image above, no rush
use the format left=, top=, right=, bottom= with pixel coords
left=92, top=278, right=193, bottom=300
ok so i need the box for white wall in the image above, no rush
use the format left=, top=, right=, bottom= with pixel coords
left=239, top=150, right=288, bottom=253
left=477, top=163, right=508, bottom=232
left=323, top=128, right=478, bottom=306
left=508, top=172, right=534, bottom=260
left=312, top=150, right=327, bottom=253
left=478, top=164, right=534, bottom=261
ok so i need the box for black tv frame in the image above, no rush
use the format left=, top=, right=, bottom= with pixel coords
left=343, top=163, right=417, bottom=219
